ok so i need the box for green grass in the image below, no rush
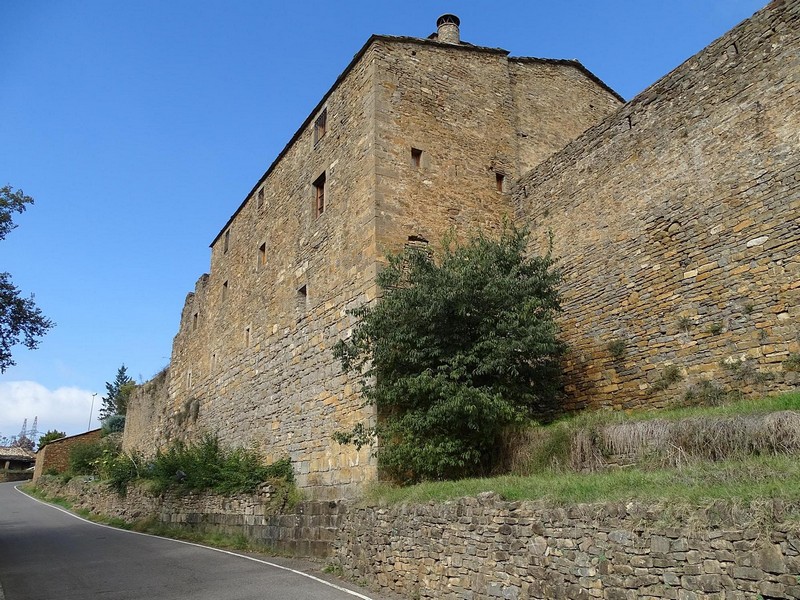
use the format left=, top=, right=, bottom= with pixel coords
left=366, top=392, right=800, bottom=507
left=364, top=454, right=800, bottom=507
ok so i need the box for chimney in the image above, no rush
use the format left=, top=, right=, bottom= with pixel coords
left=436, top=14, right=460, bottom=44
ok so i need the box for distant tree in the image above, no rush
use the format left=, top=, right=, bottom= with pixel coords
left=12, top=435, right=35, bottom=452
left=99, top=364, right=136, bottom=419
left=334, top=225, right=565, bottom=483
left=0, top=185, right=54, bottom=372
left=38, top=430, right=67, bottom=450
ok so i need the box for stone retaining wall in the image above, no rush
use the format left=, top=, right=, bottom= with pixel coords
left=33, top=476, right=800, bottom=598
left=33, top=476, right=344, bottom=558
left=335, top=493, right=800, bottom=600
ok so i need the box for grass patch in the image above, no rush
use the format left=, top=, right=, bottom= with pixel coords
left=364, top=454, right=800, bottom=507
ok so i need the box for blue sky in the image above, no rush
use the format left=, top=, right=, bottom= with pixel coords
left=0, top=0, right=767, bottom=440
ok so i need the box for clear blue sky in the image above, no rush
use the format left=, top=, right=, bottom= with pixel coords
left=0, top=0, right=767, bottom=439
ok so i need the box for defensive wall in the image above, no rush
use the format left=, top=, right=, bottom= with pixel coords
left=514, top=0, right=799, bottom=412
left=123, top=19, right=622, bottom=499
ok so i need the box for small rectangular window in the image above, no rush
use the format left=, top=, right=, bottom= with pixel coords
left=313, top=172, right=326, bottom=217
left=192, top=312, right=198, bottom=331
left=245, top=327, right=251, bottom=346
left=296, top=285, right=308, bottom=311
left=257, top=188, right=265, bottom=210
left=222, top=280, right=228, bottom=301
left=496, top=172, right=505, bottom=192
left=411, top=147, right=422, bottom=168
left=314, top=108, right=327, bottom=144
left=224, top=229, right=231, bottom=253
left=187, top=370, right=193, bottom=389
left=258, top=242, right=266, bottom=266
left=211, top=353, right=217, bottom=371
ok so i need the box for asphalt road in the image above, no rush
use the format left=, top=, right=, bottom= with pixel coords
left=0, top=482, right=378, bottom=600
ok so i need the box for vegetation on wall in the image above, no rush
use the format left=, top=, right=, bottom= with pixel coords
left=334, top=225, right=565, bottom=483
left=67, top=433, right=292, bottom=495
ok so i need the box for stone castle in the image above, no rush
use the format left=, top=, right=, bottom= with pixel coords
left=125, top=2, right=799, bottom=499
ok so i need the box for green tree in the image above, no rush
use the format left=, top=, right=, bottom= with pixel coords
left=99, top=365, right=135, bottom=419
left=334, top=225, right=565, bottom=483
left=38, top=429, right=66, bottom=450
left=0, top=185, right=54, bottom=372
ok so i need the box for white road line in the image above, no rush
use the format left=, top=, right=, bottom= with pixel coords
left=15, top=485, right=374, bottom=600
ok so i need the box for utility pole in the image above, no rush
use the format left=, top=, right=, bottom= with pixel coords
left=88, top=393, right=97, bottom=431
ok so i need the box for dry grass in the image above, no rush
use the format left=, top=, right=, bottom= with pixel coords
left=501, top=392, right=800, bottom=475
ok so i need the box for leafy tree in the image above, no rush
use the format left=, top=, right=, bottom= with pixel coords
left=334, top=225, right=565, bottom=483
left=99, top=364, right=135, bottom=419
left=0, top=185, right=54, bottom=373
left=38, top=429, right=66, bottom=449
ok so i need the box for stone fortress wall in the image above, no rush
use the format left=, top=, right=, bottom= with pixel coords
left=123, top=18, right=621, bottom=498
left=515, top=0, right=799, bottom=413
left=125, top=2, right=798, bottom=498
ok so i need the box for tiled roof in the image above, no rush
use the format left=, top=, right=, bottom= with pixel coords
left=0, top=446, right=36, bottom=461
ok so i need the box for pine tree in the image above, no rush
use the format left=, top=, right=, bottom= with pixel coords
left=99, top=364, right=135, bottom=419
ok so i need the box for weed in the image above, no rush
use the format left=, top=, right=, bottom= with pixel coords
left=323, top=563, right=344, bottom=577
left=652, top=365, right=684, bottom=392
left=683, top=380, right=732, bottom=407
left=676, top=316, right=693, bottom=333
left=743, top=302, right=755, bottom=315
left=784, top=354, right=800, bottom=372
left=607, top=338, right=627, bottom=360
left=707, top=321, right=724, bottom=335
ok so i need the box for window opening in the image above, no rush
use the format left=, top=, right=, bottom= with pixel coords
left=224, top=229, right=230, bottom=253
left=192, top=312, right=198, bottom=331
left=496, top=172, right=505, bottom=192
left=411, top=147, right=423, bottom=168
left=257, top=188, right=264, bottom=210
left=222, top=280, right=228, bottom=301
left=314, top=108, right=327, bottom=144
left=187, top=370, right=193, bottom=389
left=296, top=285, right=308, bottom=311
left=245, top=326, right=251, bottom=346
left=258, top=242, right=266, bottom=266
left=313, top=172, right=326, bottom=217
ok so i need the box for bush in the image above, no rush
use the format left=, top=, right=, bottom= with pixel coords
left=148, top=434, right=293, bottom=494
left=68, top=440, right=108, bottom=475
left=334, top=225, right=565, bottom=483
left=101, top=415, right=126, bottom=434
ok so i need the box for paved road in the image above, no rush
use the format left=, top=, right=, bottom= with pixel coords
left=0, top=482, right=377, bottom=600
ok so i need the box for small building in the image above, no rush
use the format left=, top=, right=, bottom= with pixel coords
left=0, top=447, right=36, bottom=482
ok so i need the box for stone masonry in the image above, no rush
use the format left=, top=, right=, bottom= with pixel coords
left=514, top=0, right=799, bottom=413
left=30, top=477, right=800, bottom=599
left=123, top=17, right=622, bottom=498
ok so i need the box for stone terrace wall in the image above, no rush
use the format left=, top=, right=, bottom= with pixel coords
left=513, top=0, right=800, bottom=412
left=33, top=476, right=345, bottom=559
left=336, top=493, right=800, bottom=600
left=33, top=429, right=102, bottom=482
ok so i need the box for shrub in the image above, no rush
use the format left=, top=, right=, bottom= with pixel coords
left=68, top=440, right=108, bottom=475
left=101, top=415, right=126, bottom=434
left=148, top=434, right=292, bottom=494
left=334, top=225, right=565, bottom=483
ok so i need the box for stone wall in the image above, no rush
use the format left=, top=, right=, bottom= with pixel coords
left=124, top=26, right=620, bottom=499
left=33, top=476, right=345, bottom=559
left=35, top=475, right=800, bottom=599
left=122, top=367, right=169, bottom=453
left=514, top=0, right=800, bottom=412
left=335, top=493, right=800, bottom=600
left=33, top=429, right=102, bottom=482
